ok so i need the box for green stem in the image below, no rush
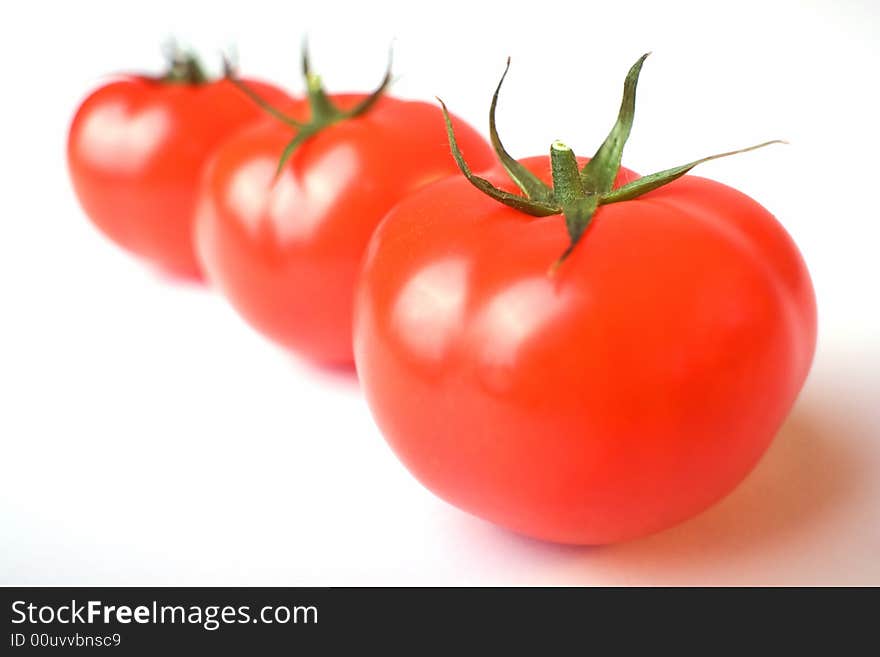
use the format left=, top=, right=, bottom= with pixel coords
left=439, top=99, right=561, bottom=217
left=599, top=140, right=786, bottom=204
left=229, top=42, right=394, bottom=173
left=581, top=53, right=649, bottom=194
left=489, top=59, right=554, bottom=202
left=161, top=48, right=208, bottom=85
left=438, top=55, right=786, bottom=270
left=226, top=75, right=302, bottom=127
left=550, top=141, right=585, bottom=206
left=305, top=74, right=339, bottom=122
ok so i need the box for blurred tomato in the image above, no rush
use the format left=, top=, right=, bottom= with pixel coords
left=68, top=56, right=295, bottom=280
left=196, top=84, right=494, bottom=363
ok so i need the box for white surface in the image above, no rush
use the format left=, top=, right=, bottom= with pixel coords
left=1, top=0, right=878, bottom=585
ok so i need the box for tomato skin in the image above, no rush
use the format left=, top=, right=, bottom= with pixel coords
left=353, top=156, right=817, bottom=545
left=195, top=96, right=496, bottom=363
left=67, top=76, right=295, bottom=280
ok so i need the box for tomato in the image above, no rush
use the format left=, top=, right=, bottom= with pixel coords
left=353, top=56, right=816, bottom=544
left=68, top=53, right=294, bottom=280
left=195, top=58, right=495, bottom=363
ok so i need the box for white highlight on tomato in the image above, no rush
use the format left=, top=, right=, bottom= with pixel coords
left=78, top=102, right=169, bottom=172
left=392, top=258, right=470, bottom=363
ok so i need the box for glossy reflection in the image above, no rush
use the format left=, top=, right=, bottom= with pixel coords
left=475, top=277, right=571, bottom=375
left=226, top=157, right=275, bottom=234
left=226, top=145, right=360, bottom=244
left=196, top=94, right=496, bottom=363
left=474, top=276, right=567, bottom=394
left=77, top=102, right=169, bottom=172
left=392, top=258, right=470, bottom=364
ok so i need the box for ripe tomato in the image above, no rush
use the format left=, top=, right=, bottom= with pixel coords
left=353, top=57, right=816, bottom=544
left=68, top=54, right=294, bottom=280
left=195, top=59, right=495, bottom=363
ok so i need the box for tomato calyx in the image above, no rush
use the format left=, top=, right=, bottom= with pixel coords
left=440, top=54, right=785, bottom=270
left=226, top=43, right=393, bottom=174
left=158, top=43, right=210, bottom=85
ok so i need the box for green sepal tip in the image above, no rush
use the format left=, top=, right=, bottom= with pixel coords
left=227, top=42, right=394, bottom=176
left=438, top=54, right=785, bottom=270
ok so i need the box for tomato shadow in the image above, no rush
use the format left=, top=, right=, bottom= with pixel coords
left=449, top=393, right=873, bottom=584
left=289, top=355, right=360, bottom=390
left=153, top=266, right=207, bottom=289
left=591, top=402, right=867, bottom=584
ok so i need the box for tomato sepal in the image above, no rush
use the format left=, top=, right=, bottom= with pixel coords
left=225, top=42, right=393, bottom=175
left=440, top=53, right=786, bottom=268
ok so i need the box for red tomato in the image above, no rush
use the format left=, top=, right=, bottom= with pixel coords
left=68, top=65, right=294, bottom=280
left=195, top=94, right=495, bottom=363
left=353, top=56, right=816, bottom=544
left=354, top=156, right=816, bottom=544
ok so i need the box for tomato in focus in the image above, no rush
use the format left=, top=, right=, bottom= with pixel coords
left=353, top=57, right=817, bottom=544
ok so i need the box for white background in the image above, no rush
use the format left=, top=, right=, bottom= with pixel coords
left=1, top=0, right=878, bottom=585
